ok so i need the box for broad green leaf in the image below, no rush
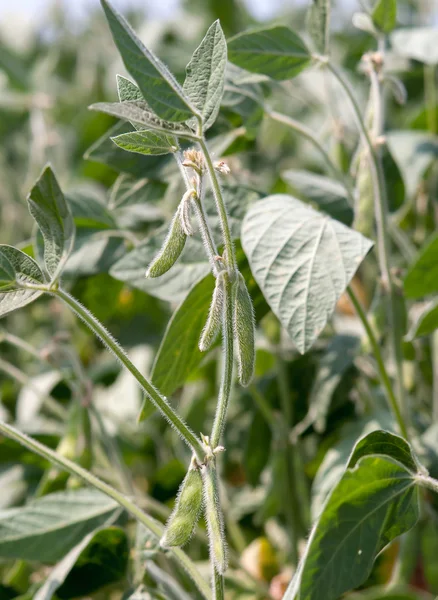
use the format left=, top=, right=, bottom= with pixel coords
left=0, top=252, right=15, bottom=287
left=406, top=298, right=438, bottom=340
left=27, top=166, right=75, bottom=280
left=100, top=0, right=196, bottom=122
left=386, top=130, right=438, bottom=199
left=89, top=101, right=194, bottom=137
left=284, top=457, right=419, bottom=600
left=84, top=122, right=171, bottom=177
left=66, top=189, right=116, bottom=230
left=307, top=0, right=330, bottom=54
left=241, top=195, right=373, bottom=353
left=371, top=0, right=397, bottom=34
left=183, top=20, right=227, bottom=130
left=227, top=26, right=311, bottom=81
left=112, top=131, right=178, bottom=156
left=151, top=274, right=216, bottom=398
left=110, top=233, right=209, bottom=303
left=0, top=245, right=45, bottom=318
left=0, top=488, right=119, bottom=562
left=404, top=233, right=438, bottom=298
left=391, top=27, right=438, bottom=65
left=281, top=169, right=353, bottom=225
left=347, top=430, right=422, bottom=474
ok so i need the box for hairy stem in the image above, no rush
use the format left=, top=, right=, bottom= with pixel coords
left=326, top=59, right=409, bottom=434
left=347, top=286, right=408, bottom=439
left=213, top=568, right=224, bottom=600
left=267, top=109, right=355, bottom=206
left=199, top=138, right=236, bottom=272
left=0, top=420, right=210, bottom=599
left=210, top=274, right=234, bottom=448
left=52, top=288, right=205, bottom=461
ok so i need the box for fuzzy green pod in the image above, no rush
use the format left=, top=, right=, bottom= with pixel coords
left=201, top=461, right=228, bottom=574
left=160, top=461, right=203, bottom=548
left=353, top=152, right=374, bottom=238
left=199, top=272, right=225, bottom=352
left=233, top=272, right=255, bottom=386
left=146, top=207, right=187, bottom=278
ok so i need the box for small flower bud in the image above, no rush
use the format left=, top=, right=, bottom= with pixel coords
left=146, top=207, right=187, bottom=278
left=160, top=459, right=203, bottom=548
left=199, top=272, right=225, bottom=352
left=233, top=273, right=255, bottom=386
left=214, top=161, right=230, bottom=175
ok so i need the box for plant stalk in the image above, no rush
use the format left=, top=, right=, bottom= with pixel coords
left=213, top=568, right=224, bottom=600
left=52, top=288, right=205, bottom=461
left=210, top=274, right=234, bottom=449
left=326, top=59, right=409, bottom=434
left=199, top=138, right=236, bottom=272
left=347, top=286, right=408, bottom=439
left=0, top=419, right=211, bottom=600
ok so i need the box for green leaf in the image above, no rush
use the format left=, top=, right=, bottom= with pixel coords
left=241, top=195, right=373, bottom=353
left=100, top=0, right=197, bottom=122
left=371, top=0, right=397, bottom=34
left=391, top=27, right=438, bottom=65
left=183, top=20, right=227, bottom=130
left=404, top=233, right=438, bottom=298
left=117, top=74, right=144, bottom=103
left=284, top=457, right=419, bottom=600
left=347, top=430, right=422, bottom=474
left=386, top=130, right=438, bottom=199
left=406, top=298, right=438, bottom=340
left=0, top=488, right=119, bottom=562
left=112, top=130, right=178, bottom=156
left=27, top=166, right=75, bottom=280
left=227, top=25, right=311, bottom=81
left=281, top=169, right=353, bottom=225
left=89, top=101, right=194, bottom=137
left=0, top=252, right=15, bottom=287
left=151, top=274, right=216, bottom=398
left=0, top=245, right=45, bottom=318
left=56, top=527, right=129, bottom=598
left=307, top=0, right=330, bottom=54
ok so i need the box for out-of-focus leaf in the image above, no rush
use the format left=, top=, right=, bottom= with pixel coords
left=307, top=0, right=330, bottom=54
left=242, top=195, right=373, bottom=353
left=100, top=0, right=196, bottom=122
left=150, top=274, right=215, bottom=399
left=285, top=457, right=419, bottom=600
left=183, top=20, right=227, bottom=130
left=112, top=130, right=178, bottom=156
left=0, top=246, right=45, bottom=319
left=110, top=233, right=209, bottom=303
left=56, top=527, right=128, bottom=598
left=244, top=409, right=272, bottom=486
left=0, top=488, right=119, bottom=562
left=391, top=27, right=438, bottom=65
left=371, top=0, right=397, bottom=34
left=227, top=26, right=311, bottom=80
left=27, top=166, right=75, bottom=280
left=386, top=130, right=438, bottom=199
left=281, top=169, right=353, bottom=225
left=404, top=233, right=438, bottom=298
left=406, top=298, right=438, bottom=340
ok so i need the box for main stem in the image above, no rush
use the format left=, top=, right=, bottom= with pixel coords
left=326, top=60, right=409, bottom=434
left=347, top=286, right=408, bottom=439
left=199, top=138, right=236, bottom=273
left=210, top=274, right=234, bottom=449
left=52, top=288, right=205, bottom=461
left=0, top=420, right=211, bottom=600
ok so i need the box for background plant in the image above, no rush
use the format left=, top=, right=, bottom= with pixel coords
left=1, top=1, right=438, bottom=599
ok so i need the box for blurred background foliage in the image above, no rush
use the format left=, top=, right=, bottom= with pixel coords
left=1, top=0, right=438, bottom=598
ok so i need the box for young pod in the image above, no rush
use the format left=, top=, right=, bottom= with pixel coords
left=201, top=461, right=228, bottom=574
left=179, top=190, right=195, bottom=237
left=199, top=272, right=225, bottom=352
left=160, top=460, right=203, bottom=548
left=146, top=207, right=187, bottom=278
left=233, top=272, right=255, bottom=387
